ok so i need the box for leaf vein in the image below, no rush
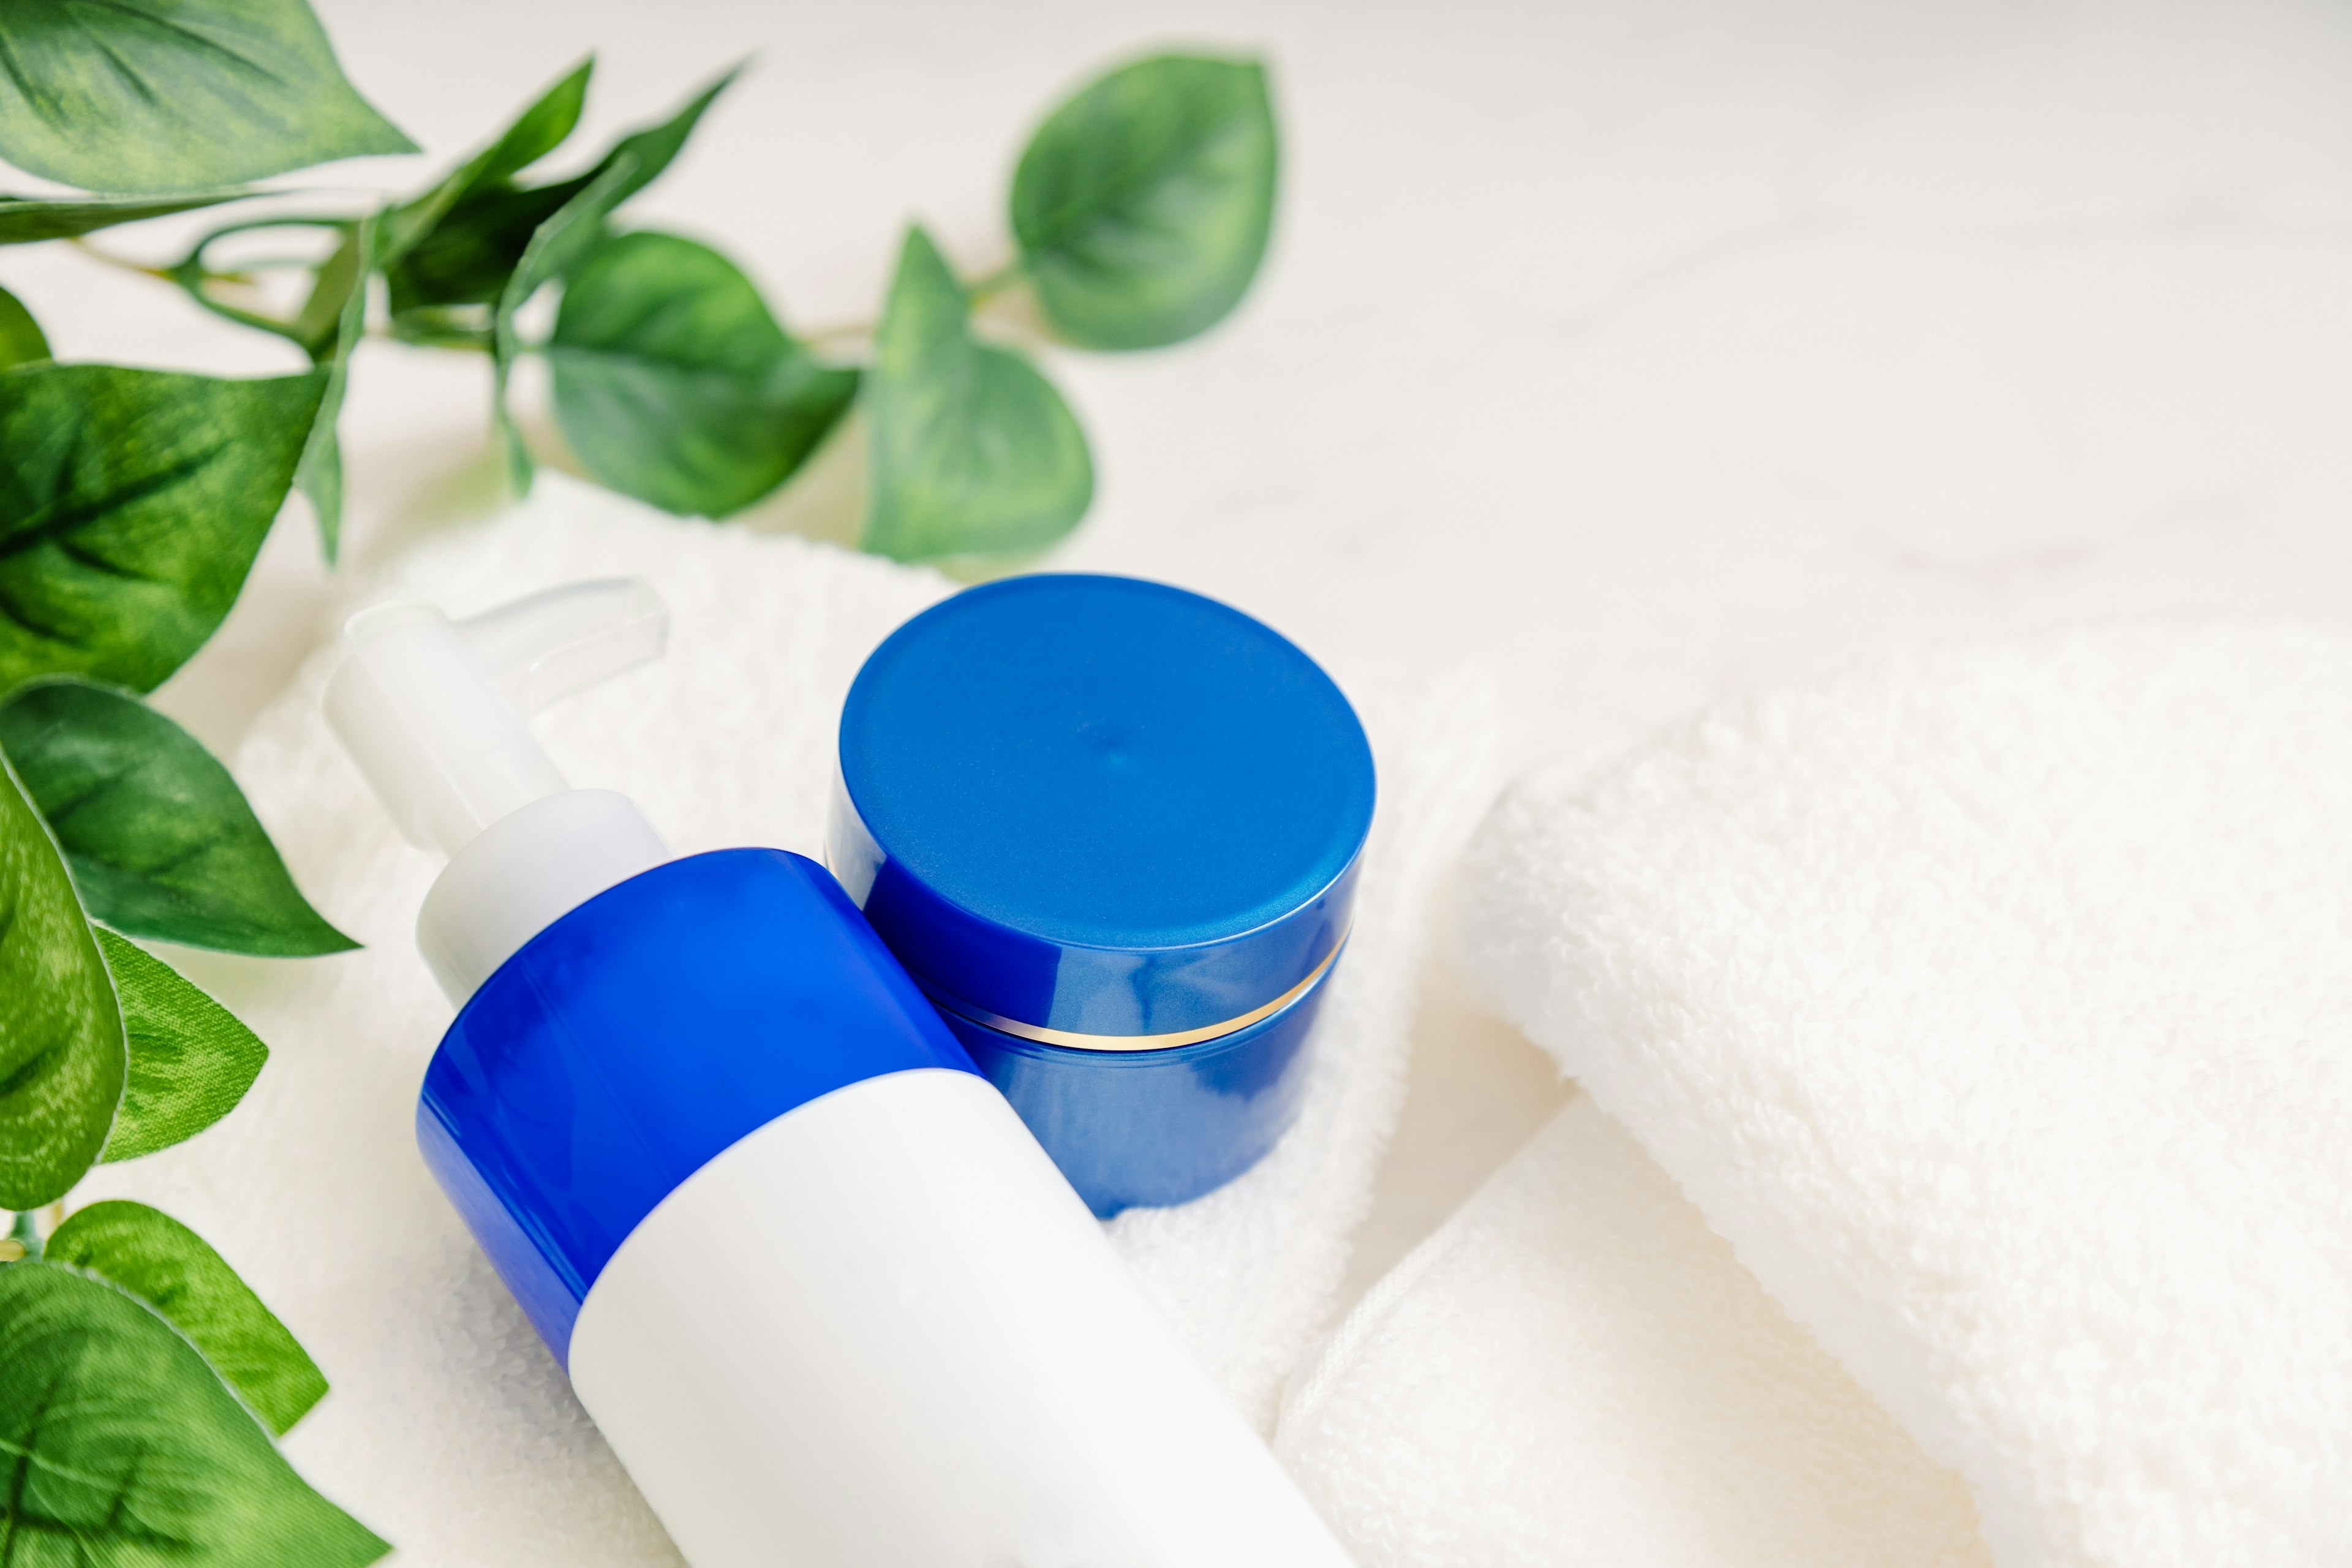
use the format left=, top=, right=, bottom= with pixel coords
left=0, top=442, right=227, bottom=569
left=0, top=574, right=79, bottom=647
left=70, top=0, right=289, bottom=89
left=60, top=14, right=162, bottom=111
left=52, top=536, right=163, bottom=587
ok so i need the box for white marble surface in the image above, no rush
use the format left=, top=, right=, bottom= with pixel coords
left=12, top=0, right=2350, bottom=1313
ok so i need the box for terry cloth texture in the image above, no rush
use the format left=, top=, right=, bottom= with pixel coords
left=74, top=473, right=1501, bottom=1566
left=1278, top=1094, right=1988, bottom=1567
left=1402, top=628, right=2351, bottom=1568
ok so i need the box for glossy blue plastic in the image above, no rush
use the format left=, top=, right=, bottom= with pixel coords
left=835, top=575, right=1375, bottom=1038
left=417, top=848, right=975, bottom=1367
left=944, top=970, right=1332, bottom=1218
left=832, top=575, right=1375, bottom=1214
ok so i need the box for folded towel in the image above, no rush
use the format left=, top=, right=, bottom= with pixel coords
left=1420, top=628, right=2352, bottom=1567
left=75, top=473, right=1501, bottom=1565
left=1276, top=1095, right=1987, bottom=1566
left=1289, top=1086, right=1985, bottom=1561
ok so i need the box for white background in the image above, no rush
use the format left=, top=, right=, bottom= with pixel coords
left=14, top=0, right=2350, bottom=1300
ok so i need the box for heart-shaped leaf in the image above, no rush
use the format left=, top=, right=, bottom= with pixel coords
left=494, top=66, right=741, bottom=491
left=0, top=752, right=123, bottom=1212
left=0, top=189, right=249, bottom=246
left=47, top=1199, right=324, bottom=1435
left=0, top=1261, right=385, bottom=1563
left=94, top=929, right=268, bottom=1164
left=0, top=678, right=352, bottom=954
left=863, top=225, right=1092, bottom=562
left=0, top=363, right=326, bottom=694
left=549, top=230, right=858, bottom=517
left=1011, top=54, right=1278, bottom=350
left=0, top=0, right=415, bottom=193
left=0, top=284, right=48, bottom=370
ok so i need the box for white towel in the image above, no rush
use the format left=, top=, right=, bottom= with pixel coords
left=75, top=473, right=1501, bottom=1565
left=1308, top=627, right=2350, bottom=1567
left=1276, top=1095, right=1988, bottom=1567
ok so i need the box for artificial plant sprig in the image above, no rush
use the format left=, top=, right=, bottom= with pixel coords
left=124, top=47, right=1281, bottom=559
left=0, top=1, right=407, bottom=1552
left=513, top=48, right=1281, bottom=556
left=0, top=720, right=366, bottom=1558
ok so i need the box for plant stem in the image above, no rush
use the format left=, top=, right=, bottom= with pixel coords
left=966, top=260, right=1024, bottom=302
left=800, top=317, right=874, bottom=347
left=802, top=260, right=1024, bottom=349
left=2, top=1209, right=38, bottom=1261
left=68, top=237, right=177, bottom=284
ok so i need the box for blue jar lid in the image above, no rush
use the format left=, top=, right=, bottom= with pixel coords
left=834, top=575, right=1375, bottom=1045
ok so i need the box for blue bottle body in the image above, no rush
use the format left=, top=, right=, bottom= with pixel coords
left=417, top=847, right=976, bottom=1365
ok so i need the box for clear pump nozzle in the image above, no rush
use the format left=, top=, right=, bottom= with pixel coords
left=327, top=578, right=675, bottom=1007
left=327, top=578, right=666, bottom=856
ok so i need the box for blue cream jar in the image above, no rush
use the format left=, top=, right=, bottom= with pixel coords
left=829, top=574, right=1376, bottom=1216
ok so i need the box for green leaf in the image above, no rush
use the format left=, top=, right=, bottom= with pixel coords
left=863, top=225, right=1093, bottom=562
left=379, top=58, right=597, bottom=337
left=47, top=1199, right=323, bottom=1434
left=0, top=1260, right=386, bottom=1562
left=293, top=214, right=379, bottom=561
left=0, top=750, right=123, bottom=1212
left=1011, top=53, right=1278, bottom=350
left=546, top=64, right=742, bottom=252
left=0, top=363, right=325, bottom=693
left=0, top=0, right=415, bottom=193
left=288, top=227, right=363, bottom=355
left=0, top=679, right=353, bottom=954
left=387, top=59, right=714, bottom=339
left=384, top=183, right=580, bottom=329
left=492, top=156, right=633, bottom=491
left=494, top=66, right=742, bottom=492
left=549, top=230, right=858, bottom=517
left=0, top=283, right=48, bottom=369
left=381, top=56, right=594, bottom=268
left=0, top=189, right=249, bottom=246
left=91, top=929, right=268, bottom=1163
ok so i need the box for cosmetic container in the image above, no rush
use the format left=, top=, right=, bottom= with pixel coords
left=326, top=578, right=1355, bottom=1568
left=830, top=574, right=1377, bottom=1216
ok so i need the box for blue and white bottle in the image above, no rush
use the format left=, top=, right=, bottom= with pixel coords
left=325, top=578, right=1355, bottom=1568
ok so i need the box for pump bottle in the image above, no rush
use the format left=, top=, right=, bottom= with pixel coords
left=325, top=578, right=1356, bottom=1568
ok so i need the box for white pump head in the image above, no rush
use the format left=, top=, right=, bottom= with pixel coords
left=327, top=578, right=674, bottom=1007
left=326, top=578, right=666, bottom=856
